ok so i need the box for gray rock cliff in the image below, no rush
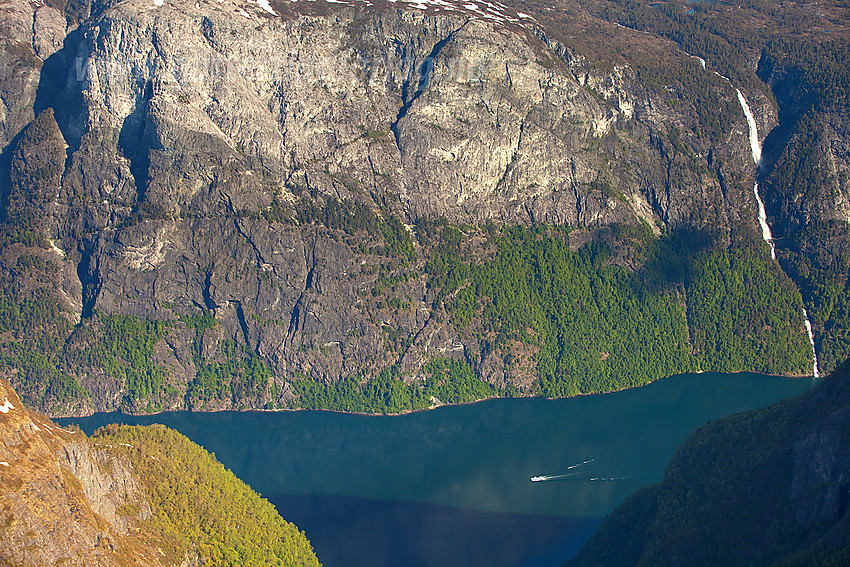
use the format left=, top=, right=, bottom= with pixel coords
left=2, top=0, right=848, bottom=414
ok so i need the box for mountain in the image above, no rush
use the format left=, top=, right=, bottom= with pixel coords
left=567, top=361, right=850, bottom=567
left=0, top=0, right=848, bottom=415
left=0, top=377, right=320, bottom=565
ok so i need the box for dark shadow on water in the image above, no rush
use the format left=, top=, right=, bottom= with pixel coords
left=269, top=493, right=601, bottom=567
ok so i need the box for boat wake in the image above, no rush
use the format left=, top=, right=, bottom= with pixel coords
left=530, top=458, right=595, bottom=482
left=530, top=472, right=579, bottom=482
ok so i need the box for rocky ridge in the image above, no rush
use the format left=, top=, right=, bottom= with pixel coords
left=0, top=377, right=320, bottom=565
left=0, top=377, right=168, bottom=566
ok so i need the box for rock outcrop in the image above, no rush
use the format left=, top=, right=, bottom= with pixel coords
left=0, top=378, right=159, bottom=566
left=0, top=377, right=319, bottom=565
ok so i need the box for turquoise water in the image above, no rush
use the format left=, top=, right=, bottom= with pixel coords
left=63, top=372, right=812, bottom=566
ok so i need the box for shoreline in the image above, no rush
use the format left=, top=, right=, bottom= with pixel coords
left=51, top=369, right=819, bottom=420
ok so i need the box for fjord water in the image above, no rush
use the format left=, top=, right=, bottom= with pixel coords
left=65, top=372, right=811, bottom=567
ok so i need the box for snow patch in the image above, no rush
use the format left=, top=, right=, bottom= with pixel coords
left=0, top=398, right=14, bottom=413
left=248, top=0, right=278, bottom=15
left=266, top=0, right=533, bottom=29
left=0, top=462, right=9, bottom=467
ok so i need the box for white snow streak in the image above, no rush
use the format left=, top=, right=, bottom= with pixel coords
left=231, top=0, right=538, bottom=27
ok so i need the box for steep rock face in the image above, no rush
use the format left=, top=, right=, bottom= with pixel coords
left=55, top=2, right=613, bottom=222
left=8, top=109, right=66, bottom=237
left=758, top=44, right=850, bottom=237
left=9, top=0, right=772, bottom=414
left=0, top=378, right=159, bottom=566
left=90, top=218, right=420, bottom=407
left=788, top=371, right=850, bottom=534
left=61, top=436, right=154, bottom=534
left=759, top=101, right=850, bottom=374
left=0, top=0, right=66, bottom=149
left=9, top=0, right=843, bottom=414
left=762, top=108, right=850, bottom=235
left=49, top=0, right=758, bottom=229
left=0, top=0, right=70, bottom=221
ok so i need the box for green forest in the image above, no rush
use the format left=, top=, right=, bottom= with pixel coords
left=286, top=222, right=813, bottom=413
left=292, top=358, right=507, bottom=414
left=567, top=361, right=850, bottom=567
left=0, top=215, right=815, bottom=415
left=180, top=312, right=272, bottom=409
left=425, top=224, right=811, bottom=398
left=92, top=423, right=320, bottom=566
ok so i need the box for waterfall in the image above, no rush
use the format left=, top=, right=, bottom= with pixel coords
left=752, top=185, right=776, bottom=260
left=735, top=90, right=775, bottom=259
left=802, top=309, right=820, bottom=378
left=736, top=89, right=762, bottom=164
left=734, top=87, right=820, bottom=378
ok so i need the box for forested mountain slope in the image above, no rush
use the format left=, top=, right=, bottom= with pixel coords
left=568, top=360, right=850, bottom=567
left=0, top=378, right=320, bottom=565
left=0, top=0, right=847, bottom=415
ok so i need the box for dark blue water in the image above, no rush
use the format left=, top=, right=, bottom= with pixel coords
left=63, top=372, right=812, bottom=567
left=269, top=494, right=601, bottom=567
